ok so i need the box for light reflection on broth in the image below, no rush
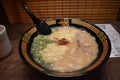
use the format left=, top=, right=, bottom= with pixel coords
left=31, top=26, right=98, bottom=72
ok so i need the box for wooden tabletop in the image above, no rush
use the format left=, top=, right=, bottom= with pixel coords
left=0, top=21, right=120, bottom=80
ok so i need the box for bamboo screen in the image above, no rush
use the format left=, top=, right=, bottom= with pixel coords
left=1, top=0, right=120, bottom=24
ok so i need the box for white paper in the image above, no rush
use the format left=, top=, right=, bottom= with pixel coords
left=95, top=24, right=120, bottom=58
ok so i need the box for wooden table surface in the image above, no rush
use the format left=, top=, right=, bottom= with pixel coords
left=0, top=21, right=120, bottom=80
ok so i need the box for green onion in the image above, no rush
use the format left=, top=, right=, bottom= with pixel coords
left=31, top=35, right=55, bottom=68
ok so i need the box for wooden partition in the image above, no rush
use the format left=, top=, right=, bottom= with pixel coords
left=1, top=0, right=120, bottom=23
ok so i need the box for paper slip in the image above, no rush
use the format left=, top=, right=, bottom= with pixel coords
left=95, top=24, right=120, bottom=58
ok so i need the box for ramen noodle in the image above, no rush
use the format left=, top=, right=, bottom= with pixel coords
left=31, top=26, right=98, bottom=72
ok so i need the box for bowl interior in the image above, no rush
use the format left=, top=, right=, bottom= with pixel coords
left=19, top=18, right=111, bottom=77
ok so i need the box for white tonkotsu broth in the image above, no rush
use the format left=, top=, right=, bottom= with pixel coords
left=32, top=26, right=98, bottom=72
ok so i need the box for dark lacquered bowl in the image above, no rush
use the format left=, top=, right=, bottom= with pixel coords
left=19, top=18, right=111, bottom=77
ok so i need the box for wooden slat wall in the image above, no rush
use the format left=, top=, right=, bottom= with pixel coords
left=1, top=0, right=120, bottom=23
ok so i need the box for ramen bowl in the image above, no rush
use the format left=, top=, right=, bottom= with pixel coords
left=19, top=18, right=111, bottom=77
